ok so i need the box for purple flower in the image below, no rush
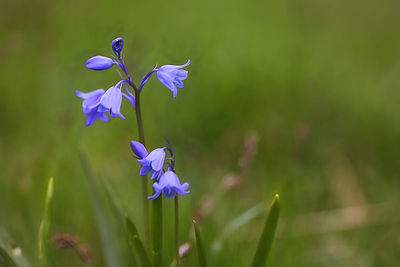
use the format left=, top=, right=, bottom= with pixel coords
left=137, top=147, right=166, bottom=179
left=130, top=140, right=148, bottom=159
left=112, top=37, right=124, bottom=55
left=148, top=170, right=190, bottom=199
left=86, top=56, right=115, bottom=70
left=156, top=60, right=190, bottom=98
left=76, top=89, right=110, bottom=126
left=98, top=86, right=125, bottom=119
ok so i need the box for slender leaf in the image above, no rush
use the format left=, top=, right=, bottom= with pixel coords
left=0, top=245, right=17, bottom=267
left=193, top=220, right=207, bottom=267
left=251, top=194, right=280, bottom=267
left=151, top=196, right=163, bottom=266
left=0, top=229, right=31, bottom=267
left=212, top=203, right=265, bottom=252
left=79, top=150, right=136, bottom=267
left=38, top=177, right=54, bottom=267
left=125, top=215, right=152, bottom=267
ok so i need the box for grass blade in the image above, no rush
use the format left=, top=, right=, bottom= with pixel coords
left=0, top=245, right=17, bottom=267
left=151, top=197, right=163, bottom=266
left=79, top=150, right=136, bottom=267
left=38, top=178, right=54, bottom=267
left=125, top=215, right=152, bottom=267
left=193, top=220, right=207, bottom=267
left=251, top=194, right=280, bottom=267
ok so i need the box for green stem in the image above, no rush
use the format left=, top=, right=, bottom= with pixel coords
left=175, top=196, right=180, bottom=267
left=135, top=91, right=150, bottom=253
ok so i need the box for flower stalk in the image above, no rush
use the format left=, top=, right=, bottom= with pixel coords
left=134, top=90, right=151, bottom=253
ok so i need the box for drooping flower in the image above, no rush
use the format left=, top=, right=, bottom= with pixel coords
left=76, top=89, right=110, bottom=126
left=156, top=60, right=190, bottom=98
left=130, top=140, right=148, bottom=159
left=98, top=86, right=125, bottom=119
left=148, top=170, right=190, bottom=199
left=111, top=37, right=124, bottom=56
left=86, top=56, right=115, bottom=70
left=136, top=147, right=166, bottom=179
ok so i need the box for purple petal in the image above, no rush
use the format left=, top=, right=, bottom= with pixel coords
left=139, top=165, right=152, bottom=176
left=158, top=60, right=191, bottom=70
left=100, top=86, right=124, bottom=118
left=148, top=183, right=162, bottom=199
left=86, top=56, right=115, bottom=70
left=130, top=140, right=148, bottom=158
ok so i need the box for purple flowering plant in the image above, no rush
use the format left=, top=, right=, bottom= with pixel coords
left=72, top=37, right=280, bottom=267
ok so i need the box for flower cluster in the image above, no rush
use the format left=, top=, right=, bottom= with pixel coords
left=130, top=140, right=190, bottom=199
left=76, top=37, right=191, bottom=126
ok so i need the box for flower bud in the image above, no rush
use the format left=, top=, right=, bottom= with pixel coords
left=86, top=56, right=114, bottom=70
left=111, top=37, right=124, bottom=55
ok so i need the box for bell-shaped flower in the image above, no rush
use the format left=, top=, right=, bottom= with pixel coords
left=137, top=147, right=166, bottom=179
left=98, top=86, right=125, bottom=119
left=156, top=60, right=190, bottom=98
left=130, top=140, right=149, bottom=159
left=111, top=37, right=124, bottom=56
left=148, top=170, right=190, bottom=199
left=76, top=89, right=110, bottom=126
left=86, top=56, right=115, bottom=70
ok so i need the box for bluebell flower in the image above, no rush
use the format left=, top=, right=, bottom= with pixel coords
left=98, top=85, right=125, bottom=119
left=86, top=56, right=115, bottom=70
left=156, top=60, right=190, bottom=98
left=112, top=37, right=124, bottom=55
left=76, top=89, right=110, bottom=126
left=136, top=146, right=166, bottom=179
left=130, top=140, right=149, bottom=159
left=148, top=170, right=190, bottom=199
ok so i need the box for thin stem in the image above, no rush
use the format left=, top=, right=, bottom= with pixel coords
left=135, top=91, right=150, bottom=253
left=175, top=196, right=181, bottom=267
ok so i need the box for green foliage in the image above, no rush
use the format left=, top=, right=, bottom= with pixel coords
left=125, top=215, right=152, bottom=267
left=1, top=0, right=400, bottom=265
left=251, top=194, right=280, bottom=267
left=79, top=151, right=136, bottom=267
left=0, top=245, right=18, bottom=267
left=151, top=197, right=163, bottom=266
left=193, top=220, right=207, bottom=267
left=38, top=178, right=54, bottom=267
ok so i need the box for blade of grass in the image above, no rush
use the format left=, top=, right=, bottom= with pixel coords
left=38, top=177, right=54, bottom=267
left=0, top=229, right=31, bottom=267
left=193, top=220, right=207, bottom=267
left=125, top=215, right=152, bottom=267
left=151, top=197, right=162, bottom=266
left=0, top=245, right=17, bottom=267
left=251, top=194, right=280, bottom=267
left=79, top=150, right=136, bottom=267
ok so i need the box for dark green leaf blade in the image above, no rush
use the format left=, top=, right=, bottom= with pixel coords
left=0, top=245, right=17, bottom=267
left=38, top=177, right=54, bottom=267
left=193, top=220, right=207, bottom=267
left=125, top=215, right=151, bottom=267
left=251, top=194, right=280, bottom=267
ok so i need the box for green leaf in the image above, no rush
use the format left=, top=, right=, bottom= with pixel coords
left=151, top=196, right=163, bottom=266
left=79, top=151, right=136, bottom=267
left=0, top=245, right=17, bottom=267
left=38, top=177, right=54, bottom=267
left=193, top=220, right=207, bottom=267
left=125, top=215, right=152, bottom=267
left=251, top=194, right=280, bottom=267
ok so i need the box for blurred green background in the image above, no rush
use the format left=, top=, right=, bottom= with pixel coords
left=1, top=0, right=400, bottom=266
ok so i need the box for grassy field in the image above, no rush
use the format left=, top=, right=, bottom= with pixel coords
left=1, top=0, right=400, bottom=266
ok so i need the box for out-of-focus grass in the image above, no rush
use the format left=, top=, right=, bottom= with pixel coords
left=1, top=0, right=400, bottom=265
